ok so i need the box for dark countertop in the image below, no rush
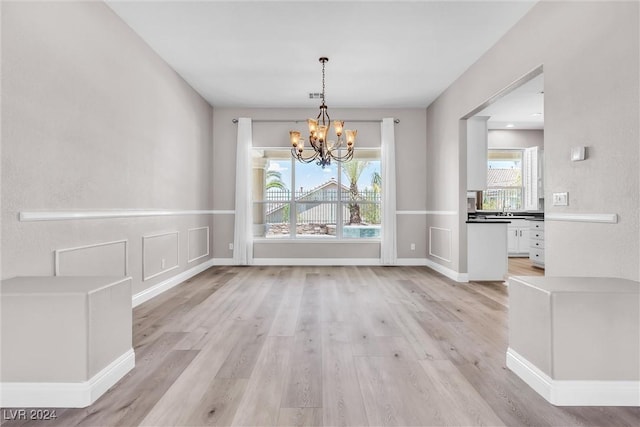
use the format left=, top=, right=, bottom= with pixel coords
left=468, top=211, right=544, bottom=221
left=473, top=210, right=544, bottom=217
left=466, top=220, right=511, bottom=224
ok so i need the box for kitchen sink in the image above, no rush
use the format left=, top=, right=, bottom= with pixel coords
left=484, top=215, right=533, bottom=219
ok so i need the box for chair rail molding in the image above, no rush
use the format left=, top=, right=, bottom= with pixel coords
left=19, top=209, right=235, bottom=221
left=545, top=213, right=618, bottom=224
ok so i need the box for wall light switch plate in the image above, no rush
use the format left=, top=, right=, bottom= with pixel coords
left=571, top=146, right=586, bottom=161
left=553, top=192, right=568, bottom=206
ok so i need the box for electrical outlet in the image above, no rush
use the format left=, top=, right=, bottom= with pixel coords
left=228, top=243, right=234, bottom=250
left=410, top=243, right=416, bottom=251
left=553, top=192, right=568, bottom=206
left=161, top=258, right=166, bottom=269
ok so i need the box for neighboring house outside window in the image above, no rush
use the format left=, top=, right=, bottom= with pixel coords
left=252, top=149, right=381, bottom=239
left=482, top=149, right=523, bottom=211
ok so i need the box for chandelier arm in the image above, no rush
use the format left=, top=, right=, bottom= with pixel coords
left=291, top=147, right=320, bottom=163
left=308, top=138, right=320, bottom=151
left=300, top=156, right=320, bottom=164
left=327, top=149, right=355, bottom=162
left=317, top=105, right=330, bottom=126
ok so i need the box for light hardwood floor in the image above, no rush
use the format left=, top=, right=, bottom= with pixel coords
left=508, top=257, right=544, bottom=277
left=4, top=266, right=638, bottom=427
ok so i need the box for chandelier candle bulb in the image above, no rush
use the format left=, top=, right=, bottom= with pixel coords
left=333, top=120, right=344, bottom=136
left=346, top=129, right=357, bottom=147
left=308, top=119, right=318, bottom=134
left=317, top=125, right=327, bottom=142
left=290, top=131, right=301, bottom=147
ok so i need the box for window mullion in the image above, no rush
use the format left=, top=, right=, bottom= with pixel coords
left=290, top=156, right=296, bottom=238
left=336, top=162, right=343, bottom=239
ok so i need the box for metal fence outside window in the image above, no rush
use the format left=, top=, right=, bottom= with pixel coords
left=482, top=187, right=523, bottom=211
left=260, top=188, right=381, bottom=237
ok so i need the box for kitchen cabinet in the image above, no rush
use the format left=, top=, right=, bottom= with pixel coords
left=529, top=220, right=545, bottom=268
left=467, top=116, right=489, bottom=191
left=467, top=221, right=508, bottom=280
left=508, top=219, right=530, bottom=256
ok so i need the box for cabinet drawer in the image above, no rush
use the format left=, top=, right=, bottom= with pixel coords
left=531, top=239, right=544, bottom=249
left=529, top=247, right=545, bottom=263
left=529, top=221, right=544, bottom=231
left=530, top=230, right=544, bottom=240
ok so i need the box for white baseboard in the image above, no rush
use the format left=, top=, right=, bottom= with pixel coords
left=130, top=257, right=464, bottom=302
left=252, top=258, right=431, bottom=266
left=0, top=349, right=135, bottom=408
left=425, top=258, right=468, bottom=282
left=211, top=258, right=234, bottom=266
left=252, top=258, right=382, bottom=266
left=132, top=258, right=215, bottom=307
left=395, top=258, right=428, bottom=266
left=506, top=347, right=640, bottom=406
left=245, top=257, right=468, bottom=273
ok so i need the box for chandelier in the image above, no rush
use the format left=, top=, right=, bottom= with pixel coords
left=290, top=57, right=357, bottom=168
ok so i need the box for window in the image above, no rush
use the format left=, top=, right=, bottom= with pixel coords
left=482, top=149, right=523, bottom=211
left=252, top=149, right=381, bottom=239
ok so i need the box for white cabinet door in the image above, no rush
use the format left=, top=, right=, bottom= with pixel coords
left=508, top=227, right=519, bottom=253
left=519, top=227, right=530, bottom=254
left=508, top=220, right=530, bottom=256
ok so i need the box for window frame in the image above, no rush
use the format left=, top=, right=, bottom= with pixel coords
left=483, top=148, right=525, bottom=211
left=254, top=148, right=381, bottom=241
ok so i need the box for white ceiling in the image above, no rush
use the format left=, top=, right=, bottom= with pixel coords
left=106, top=1, right=537, bottom=109
left=479, top=73, right=544, bottom=129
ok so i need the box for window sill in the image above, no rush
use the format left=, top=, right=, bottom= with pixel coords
left=253, top=238, right=381, bottom=244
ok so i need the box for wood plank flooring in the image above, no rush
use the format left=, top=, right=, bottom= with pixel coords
left=3, top=266, right=638, bottom=427
left=509, top=257, right=544, bottom=276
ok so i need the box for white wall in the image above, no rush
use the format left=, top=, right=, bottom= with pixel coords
left=1, top=2, right=214, bottom=294
left=426, top=1, right=639, bottom=280
left=488, top=129, right=543, bottom=149
left=211, top=108, right=428, bottom=263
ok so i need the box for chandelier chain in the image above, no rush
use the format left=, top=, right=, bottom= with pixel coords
left=322, top=60, right=326, bottom=103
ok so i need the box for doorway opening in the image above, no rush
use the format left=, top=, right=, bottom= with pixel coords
left=463, top=65, right=545, bottom=276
